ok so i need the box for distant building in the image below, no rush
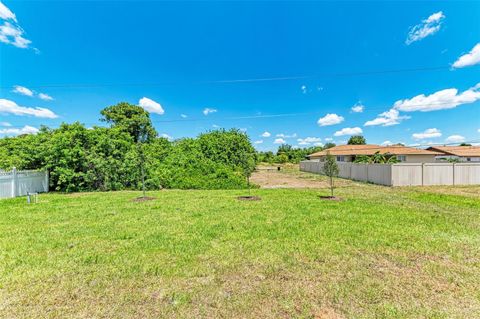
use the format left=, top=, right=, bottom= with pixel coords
left=308, top=144, right=441, bottom=163
left=426, top=146, right=480, bottom=162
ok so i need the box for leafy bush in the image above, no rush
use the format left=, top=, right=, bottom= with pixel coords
left=0, top=105, right=256, bottom=192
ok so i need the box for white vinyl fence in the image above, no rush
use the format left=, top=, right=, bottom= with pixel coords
left=300, top=161, right=480, bottom=186
left=0, top=168, right=49, bottom=199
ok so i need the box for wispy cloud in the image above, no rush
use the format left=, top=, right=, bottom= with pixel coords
left=452, top=43, right=480, bottom=69
left=445, top=135, right=465, bottom=143
left=0, top=99, right=58, bottom=118
left=254, top=140, right=263, bottom=144
left=297, top=137, right=322, bottom=146
left=276, top=133, right=297, bottom=138
left=180, top=114, right=187, bottom=118
left=261, top=131, right=271, bottom=138
left=351, top=102, right=364, bottom=113
left=406, top=11, right=445, bottom=45
left=274, top=138, right=286, bottom=144
left=0, top=121, right=12, bottom=127
left=334, top=127, right=362, bottom=137
left=13, top=85, right=33, bottom=96
left=203, top=108, right=217, bottom=115
left=0, top=125, right=38, bottom=135
left=301, top=85, right=307, bottom=94
left=139, top=97, right=164, bottom=115
left=317, top=113, right=344, bottom=126
left=0, top=2, right=33, bottom=49
left=38, top=93, right=54, bottom=101
left=393, top=83, right=480, bottom=112
left=364, top=109, right=410, bottom=127
left=412, top=128, right=441, bottom=140
left=12, top=85, right=55, bottom=100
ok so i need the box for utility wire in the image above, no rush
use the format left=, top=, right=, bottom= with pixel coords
left=0, top=66, right=449, bottom=89
left=1, top=100, right=475, bottom=129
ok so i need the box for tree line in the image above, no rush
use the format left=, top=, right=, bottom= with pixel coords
left=0, top=103, right=257, bottom=192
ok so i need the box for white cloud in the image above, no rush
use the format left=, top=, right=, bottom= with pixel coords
left=203, top=108, right=217, bottom=115
left=334, top=127, right=363, bottom=137
left=351, top=102, right=364, bottom=113
left=317, top=113, right=344, bottom=126
left=0, top=99, right=58, bottom=118
left=478, top=128, right=480, bottom=133
left=0, top=121, right=12, bottom=126
left=160, top=133, right=173, bottom=141
left=364, top=108, right=410, bottom=127
left=0, top=3, right=33, bottom=49
left=138, top=97, right=164, bottom=115
left=261, top=131, right=271, bottom=137
left=276, top=133, right=297, bottom=138
left=0, top=125, right=38, bottom=136
left=324, top=137, right=333, bottom=142
left=180, top=114, right=187, bottom=118
left=452, top=43, right=480, bottom=69
left=393, top=83, right=480, bottom=112
left=297, top=137, right=322, bottom=145
left=0, top=21, right=31, bottom=49
left=406, top=11, right=445, bottom=45
left=301, top=85, right=307, bottom=94
left=381, top=141, right=393, bottom=146
left=254, top=140, right=263, bottom=144
left=38, top=93, right=53, bottom=101
left=274, top=138, right=286, bottom=144
left=445, top=135, right=465, bottom=144
left=0, top=2, right=16, bottom=21
left=412, top=128, right=442, bottom=140
left=12, top=85, right=33, bottom=96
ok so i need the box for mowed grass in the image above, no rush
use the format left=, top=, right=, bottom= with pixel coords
left=1, top=186, right=480, bottom=318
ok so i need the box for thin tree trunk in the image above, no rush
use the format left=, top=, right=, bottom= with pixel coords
left=330, top=176, right=333, bottom=197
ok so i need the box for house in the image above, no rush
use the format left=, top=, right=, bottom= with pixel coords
left=307, top=144, right=441, bottom=163
left=426, top=146, right=480, bottom=162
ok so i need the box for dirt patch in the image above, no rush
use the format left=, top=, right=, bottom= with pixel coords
left=132, top=196, right=156, bottom=202
left=237, top=196, right=261, bottom=201
left=251, top=166, right=354, bottom=189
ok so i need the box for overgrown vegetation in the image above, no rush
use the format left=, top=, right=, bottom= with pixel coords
left=257, top=143, right=327, bottom=164
left=0, top=103, right=256, bottom=191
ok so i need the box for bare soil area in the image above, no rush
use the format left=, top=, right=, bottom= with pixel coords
left=251, top=165, right=356, bottom=189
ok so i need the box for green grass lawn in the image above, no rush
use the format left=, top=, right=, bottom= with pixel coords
left=1, top=186, right=480, bottom=318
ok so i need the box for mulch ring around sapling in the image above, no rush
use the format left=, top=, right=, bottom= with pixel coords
left=132, top=196, right=156, bottom=202
left=319, top=196, right=343, bottom=201
left=237, top=196, right=261, bottom=201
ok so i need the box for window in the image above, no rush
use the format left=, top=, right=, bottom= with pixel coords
left=396, top=155, right=406, bottom=162
left=336, top=156, right=345, bottom=162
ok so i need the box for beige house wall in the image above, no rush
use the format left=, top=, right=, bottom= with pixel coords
left=309, top=154, right=437, bottom=163
left=404, top=154, right=436, bottom=163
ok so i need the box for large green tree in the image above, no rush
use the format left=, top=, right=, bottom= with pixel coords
left=100, top=102, right=157, bottom=143
left=347, top=135, right=366, bottom=145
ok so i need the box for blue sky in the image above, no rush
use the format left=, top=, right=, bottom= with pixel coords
left=1, top=1, right=479, bottom=150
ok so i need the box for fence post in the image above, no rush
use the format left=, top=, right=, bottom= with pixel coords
left=452, top=163, right=455, bottom=186
left=421, top=163, right=424, bottom=186
left=11, top=167, right=17, bottom=198
left=44, top=170, right=49, bottom=192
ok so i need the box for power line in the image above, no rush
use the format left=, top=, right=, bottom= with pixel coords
left=1, top=100, right=473, bottom=130
left=0, top=66, right=449, bottom=90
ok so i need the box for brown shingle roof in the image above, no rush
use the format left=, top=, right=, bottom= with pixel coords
left=426, top=146, right=480, bottom=157
left=308, top=144, right=442, bottom=157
